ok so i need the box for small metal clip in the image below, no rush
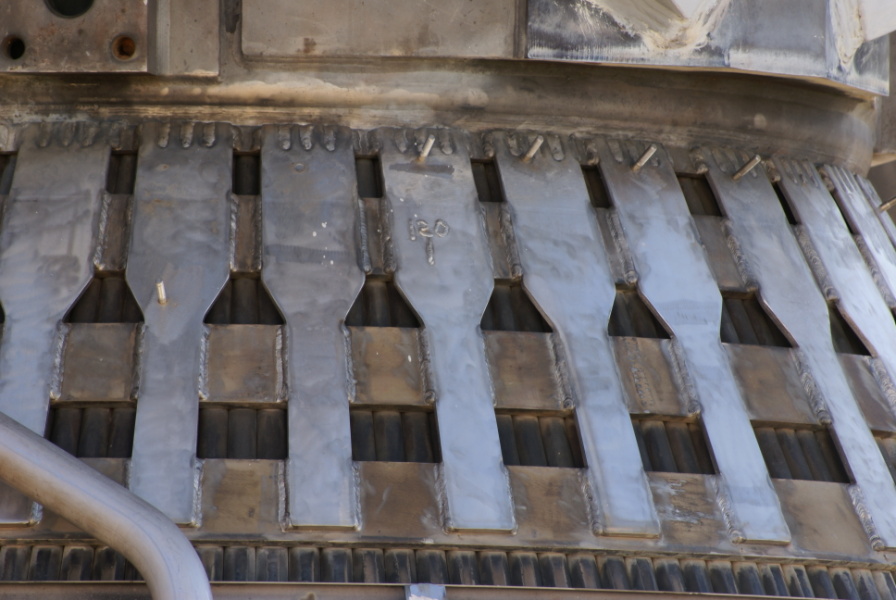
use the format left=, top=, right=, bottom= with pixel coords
left=156, top=281, right=168, bottom=305
left=417, top=135, right=435, bottom=162
left=732, top=155, right=762, bottom=181
left=522, top=135, right=544, bottom=163
left=631, top=144, right=657, bottom=174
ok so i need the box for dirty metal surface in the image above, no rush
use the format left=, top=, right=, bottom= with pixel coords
left=383, top=128, right=515, bottom=532
left=612, top=338, right=683, bottom=416
left=705, top=147, right=896, bottom=549
left=490, top=130, right=660, bottom=537
left=0, top=0, right=148, bottom=73
left=259, top=125, right=365, bottom=529
left=350, top=327, right=427, bottom=407
left=0, top=123, right=107, bottom=524
left=126, top=122, right=232, bottom=524
left=599, top=139, right=790, bottom=544
left=527, top=0, right=889, bottom=95
left=724, top=345, right=816, bottom=425
left=241, top=0, right=519, bottom=60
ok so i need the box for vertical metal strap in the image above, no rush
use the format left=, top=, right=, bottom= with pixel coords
left=0, top=123, right=107, bottom=524
left=260, top=125, right=364, bottom=528
left=774, top=156, right=896, bottom=549
left=382, top=128, right=515, bottom=532
left=127, top=122, right=231, bottom=524
left=493, top=131, right=660, bottom=537
left=823, top=165, right=896, bottom=302
left=600, top=139, right=790, bottom=544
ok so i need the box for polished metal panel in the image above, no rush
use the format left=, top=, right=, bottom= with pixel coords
left=0, top=123, right=107, bottom=524
left=705, top=148, right=896, bottom=549
left=259, top=125, right=365, bottom=529
left=774, top=157, right=896, bottom=547
left=599, top=139, right=790, bottom=544
left=382, top=128, right=515, bottom=532
left=127, top=122, right=232, bottom=524
left=491, top=131, right=660, bottom=537
left=0, top=412, right=212, bottom=600
left=825, top=164, right=896, bottom=302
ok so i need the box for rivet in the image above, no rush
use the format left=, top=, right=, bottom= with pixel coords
left=156, top=281, right=168, bottom=305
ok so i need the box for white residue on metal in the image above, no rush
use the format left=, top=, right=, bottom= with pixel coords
left=582, top=0, right=731, bottom=53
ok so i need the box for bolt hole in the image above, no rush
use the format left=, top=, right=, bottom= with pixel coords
left=45, top=0, right=94, bottom=18
left=111, top=36, right=136, bottom=61
left=4, top=37, right=25, bottom=60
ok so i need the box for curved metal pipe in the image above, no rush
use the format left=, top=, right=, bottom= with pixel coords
left=0, top=411, right=212, bottom=600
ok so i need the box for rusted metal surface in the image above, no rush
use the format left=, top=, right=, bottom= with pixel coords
left=0, top=0, right=148, bottom=73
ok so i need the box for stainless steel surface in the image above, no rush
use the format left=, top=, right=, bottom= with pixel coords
left=705, top=147, right=896, bottom=549
left=127, top=122, right=232, bottom=524
left=600, top=139, right=790, bottom=544
left=773, top=156, right=896, bottom=548
left=0, top=123, right=107, bottom=524
left=492, top=131, right=660, bottom=537
left=241, top=0, right=520, bottom=60
left=383, top=128, right=516, bottom=532
left=0, top=411, right=212, bottom=600
left=259, top=125, right=365, bottom=529
left=527, top=0, right=889, bottom=94
left=823, top=165, right=896, bottom=306
left=0, top=0, right=148, bottom=73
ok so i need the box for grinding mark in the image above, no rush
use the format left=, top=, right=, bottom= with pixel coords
left=830, top=0, right=865, bottom=66
left=652, top=477, right=714, bottom=524
left=794, top=226, right=838, bottom=302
